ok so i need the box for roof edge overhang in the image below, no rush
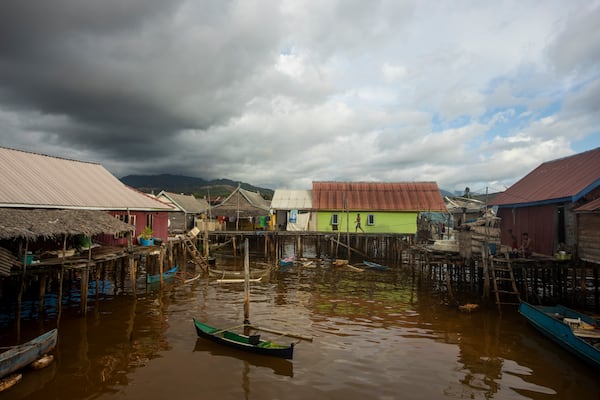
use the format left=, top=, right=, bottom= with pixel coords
left=496, top=196, right=572, bottom=209
left=0, top=204, right=172, bottom=212
left=574, top=178, right=600, bottom=202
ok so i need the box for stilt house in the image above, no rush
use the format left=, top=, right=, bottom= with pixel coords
left=492, top=147, right=600, bottom=257
left=211, top=185, right=271, bottom=230
left=155, top=191, right=210, bottom=234
left=0, top=147, right=173, bottom=268
left=312, top=181, right=447, bottom=234
left=270, top=189, right=313, bottom=231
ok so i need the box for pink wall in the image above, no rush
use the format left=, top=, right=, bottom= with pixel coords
left=99, top=211, right=170, bottom=246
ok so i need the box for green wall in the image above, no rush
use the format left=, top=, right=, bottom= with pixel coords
left=316, top=211, right=418, bottom=234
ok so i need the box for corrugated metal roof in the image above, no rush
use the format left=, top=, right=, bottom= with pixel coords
left=270, top=190, right=312, bottom=210
left=493, top=147, right=600, bottom=207
left=0, top=147, right=173, bottom=211
left=156, top=191, right=209, bottom=213
left=312, top=181, right=446, bottom=211
left=575, top=197, right=600, bottom=212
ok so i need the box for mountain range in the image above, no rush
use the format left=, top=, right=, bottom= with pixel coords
left=121, top=174, right=468, bottom=201
left=120, top=174, right=274, bottom=199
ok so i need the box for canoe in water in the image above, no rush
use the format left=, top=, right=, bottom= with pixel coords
left=193, top=319, right=294, bottom=359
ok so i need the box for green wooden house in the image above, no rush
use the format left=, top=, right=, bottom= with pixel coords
left=312, top=182, right=447, bottom=234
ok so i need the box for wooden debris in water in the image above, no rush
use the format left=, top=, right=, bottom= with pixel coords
left=30, top=354, right=54, bottom=370
left=458, top=303, right=479, bottom=313
left=0, top=374, right=22, bottom=392
left=333, top=259, right=348, bottom=266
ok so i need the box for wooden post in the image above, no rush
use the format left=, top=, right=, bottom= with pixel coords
left=81, top=266, right=89, bottom=314
left=38, top=273, right=47, bottom=314
left=159, top=247, right=165, bottom=285
left=17, top=238, right=29, bottom=338
left=204, top=214, right=209, bottom=257
left=482, top=242, right=490, bottom=300
left=129, top=254, right=136, bottom=296
left=243, top=239, right=250, bottom=325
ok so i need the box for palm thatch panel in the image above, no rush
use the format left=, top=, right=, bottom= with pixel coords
left=0, top=209, right=134, bottom=240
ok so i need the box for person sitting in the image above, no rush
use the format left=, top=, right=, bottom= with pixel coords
left=520, top=232, right=533, bottom=258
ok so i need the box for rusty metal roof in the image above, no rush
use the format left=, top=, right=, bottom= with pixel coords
left=0, top=147, right=173, bottom=211
left=312, top=181, right=446, bottom=211
left=493, top=147, right=600, bottom=207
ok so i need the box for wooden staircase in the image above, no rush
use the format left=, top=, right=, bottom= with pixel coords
left=184, top=228, right=209, bottom=272
left=490, top=255, right=521, bottom=313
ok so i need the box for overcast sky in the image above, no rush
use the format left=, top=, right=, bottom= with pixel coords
left=1, top=1, right=599, bottom=193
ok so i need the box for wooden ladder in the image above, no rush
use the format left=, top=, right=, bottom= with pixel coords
left=183, top=235, right=209, bottom=272
left=490, top=255, right=521, bottom=313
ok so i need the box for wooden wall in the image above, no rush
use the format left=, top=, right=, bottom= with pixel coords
left=577, top=212, right=600, bottom=264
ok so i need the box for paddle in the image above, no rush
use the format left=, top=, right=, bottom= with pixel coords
left=247, top=325, right=313, bottom=342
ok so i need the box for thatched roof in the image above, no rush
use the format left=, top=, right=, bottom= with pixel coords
left=212, top=187, right=271, bottom=218
left=0, top=209, right=134, bottom=240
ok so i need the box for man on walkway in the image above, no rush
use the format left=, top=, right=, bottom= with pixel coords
left=355, top=213, right=365, bottom=232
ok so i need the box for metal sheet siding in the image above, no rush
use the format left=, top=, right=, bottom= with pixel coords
left=0, top=147, right=172, bottom=210
left=498, top=204, right=556, bottom=256
left=494, top=147, right=600, bottom=206
left=312, top=181, right=446, bottom=211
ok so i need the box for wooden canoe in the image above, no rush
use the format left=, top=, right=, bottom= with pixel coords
left=362, top=260, right=388, bottom=271
left=519, top=302, right=600, bottom=369
left=208, top=267, right=267, bottom=280
left=193, top=319, right=294, bottom=359
left=146, top=266, right=178, bottom=283
left=0, top=329, right=58, bottom=379
left=279, top=255, right=295, bottom=267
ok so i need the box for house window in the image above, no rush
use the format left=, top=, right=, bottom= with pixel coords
left=331, top=214, right=339, bottom=230
left=367, top=214, right=375, bottom=226
left=146, top=214, right=154, bottom=230
left=114, top=214, right=136, bottom=239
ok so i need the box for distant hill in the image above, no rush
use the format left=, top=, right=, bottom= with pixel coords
left=120, top=174, right=274, bottom=199
left=440, top=189, right=454, bottom=198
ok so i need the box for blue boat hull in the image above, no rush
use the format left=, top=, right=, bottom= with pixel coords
left=362, top=261, right=388, bottom=271
left=0, top=329, right=58, bottom=378
left=147, top=266, right=178, bottom=283
left=519, top=302, right=600, bottom=369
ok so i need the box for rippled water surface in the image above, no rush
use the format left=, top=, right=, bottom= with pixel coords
left=1, top=256, right=599, bottom=400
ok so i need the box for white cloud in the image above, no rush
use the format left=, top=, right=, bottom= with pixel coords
left=0, top=0, right=598, bottom=192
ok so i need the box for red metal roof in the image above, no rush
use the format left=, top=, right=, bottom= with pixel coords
left=312, top=181, right=446, bottom=211
left=493, top=147, right=600, bottom=207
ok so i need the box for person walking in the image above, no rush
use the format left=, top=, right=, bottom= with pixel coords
left=355, top=213, right=364, bottom=232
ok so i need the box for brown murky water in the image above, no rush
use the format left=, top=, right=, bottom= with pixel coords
left=1, top=256, right=599, bottom=400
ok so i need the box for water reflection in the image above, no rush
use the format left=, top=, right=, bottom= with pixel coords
left=193, top=338, right=293, bottom=377
left=2, top=256, right=600, bottom=399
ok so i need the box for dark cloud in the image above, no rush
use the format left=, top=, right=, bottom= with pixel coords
left=0, top=1, right=598, bottom=191
left=0, top=0, right=283, bottom=154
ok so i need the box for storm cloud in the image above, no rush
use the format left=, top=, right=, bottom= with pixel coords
left=1, top=0, right=598, bottom=192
